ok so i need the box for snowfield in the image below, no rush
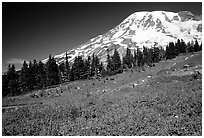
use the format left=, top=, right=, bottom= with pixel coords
left=43, top=11, right=201, bottom=64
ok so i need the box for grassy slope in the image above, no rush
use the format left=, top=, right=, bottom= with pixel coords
left=2, top=52, right=202, bottom=136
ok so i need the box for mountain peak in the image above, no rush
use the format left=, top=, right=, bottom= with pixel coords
left=45, top=10, right=202, bottom=64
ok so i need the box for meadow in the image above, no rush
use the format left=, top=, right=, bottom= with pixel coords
left=2, top=52, right=202, bottom=136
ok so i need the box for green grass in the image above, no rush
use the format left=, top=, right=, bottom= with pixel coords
left=2, top=52, right=202, bottom=136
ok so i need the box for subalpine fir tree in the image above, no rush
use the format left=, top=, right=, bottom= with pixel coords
left=123, top=47, right=133, bottom=68
left=32, top=59, right=38, bottom=89
left=148, top=48, right=154, bottom=66
left=69, top=56, right=85, bottom=81
left=159, top=47, right=166, bottom=60
left=200, top=43, right=202, bottom=51
left=194, top=39, right=200, bottom=52
left=19, top=61, right=29, bottom=92
left=180, top=39, right=187, bottom=53
left=167, top=42, right=176, bottom=59
left=94, top=55, right=100, bottom=76
left=90, top=53, right=96, bottom=77
left=174, top=39, right=180, bottom=56
left=143, top=46, right=148, bottom=65
left=137, top=47, right=144, bottom=67
left=188, top=41, right=194, bottom=53
left=7, top=64, right=19, bottom=96
left=52, top=57, right=60, bottom=85
left=112, top=48, right=122, bottom=74
left=106, top=49, right=114, bottom=75
left=27, top=61, right=38, bottom=90
left=46, top=55, right=60, bottom=86
left=152, top=47, right=160, bottom=63
left=59, top=62, right=66, bottom=83
left=99, top=62, right=107, bottom=77
left=2, top=74, right=9, bottom=97
left=133, top=49, right=137, bottom=68
left=84, top=57, right=91, bottom=79
left=36, top=61, right=46, bottom=89
left=65, top=51, right=70, bottom=81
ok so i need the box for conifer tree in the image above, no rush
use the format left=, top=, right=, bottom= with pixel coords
left=65, top=51, right=70, bottom=81
left=7, top=64, right=19, bottom=96
left=46, top=55, right=60, bottom=86
left=36, top=61, right=46, bottom=89
left=194, top=39, right=200, bottom=52
left=148, top=48, right=154, bottom=66
left=112, top=48, right=122, bottom=73
left=167, top=42, right=176, bottom=59
left=152, top=47, right=159, bottom=63
left=27, top=61, right=35, bottom=90
left=2, top=74, right=9, bottom=97
left=175, top=39, right=181, bottom=55
left=84, top=57, right=91, bottom=79
left=200, top=43, right=202, bottom=51
left=99, top=62, right=107, bottom=77
left=69, top=56, right=85, bottom=81
left=180, top=39, right=187, bottom=53
left=159, top=47, right=166, bottom=60
left=123, top=47, right=133, bottom=68
left=94, top=55, right=100, bottom=76
left=133, top=49, right=137, bottom=68
left=137, top=47, right=144, bottom=67
left=90, top=53, right=96, bottom=77
left=106, top=49, right=113, bottom=75
left=188, top=41, right=194, bottom=53
left=186, top=42, right=190, bottom=53
left=19, top=61, right=29, bottom=92
left=32, top=59, right=38, bottom=89
left=143, top=46, right=148, bottom=64
left=59, top=62, right=66, bottom=83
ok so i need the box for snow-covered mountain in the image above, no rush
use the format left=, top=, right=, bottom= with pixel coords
left=43, top=11, right=202, bottom=64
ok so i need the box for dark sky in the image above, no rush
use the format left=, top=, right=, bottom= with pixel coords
left=2, top=2, right=202, bottom=72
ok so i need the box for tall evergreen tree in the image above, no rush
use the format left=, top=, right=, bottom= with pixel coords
left=99, top=62, right=107, bottom=77
left=7, top=64, right=19, bottom=96
left=65, top=51, right=70, bottom=81
left=19, top=61, right=29, bottom=92
left=69, top=56, right=85, bottom=81
left=123, top=47, right=133, bottom=68
left=188, top=41, right=194, bottom=53
left=175, top=39, right=180, bottom=56
left=159, top=47, right=166, bottom=60
left=180, top=39, right=187, bottom=53
left=199, top=43, right=202, bottom=51
left=2, top=74, right=9, bottom=97
left=106, top=49, right=114, bottom=75
left=32, top=59, right=38, bottom=89
left=143, top=46, right=148, bottom=64
left=152, top=47, right=160, bottom=63
left=137, top=47, right=144, bottom=67
left=90, top=53, right=96, bottom=77
left=112, top=48, right=122, bottom=73
left=46, top=55, right=60, bottom=86
left=94, top=55, right=100, bottom=76
left=84, top=57, right=91, bottom=79
left=148, top=48, right=154, bottom=66
left=167, top=42, right=176, bottom=59
left=133, top=49, right=137, bottom=68
left=27, top=61, right=35, bottom=90
left=194, top=39, right=200, bottom=52
left=36, top=61, right=47, bottom=89
left=59, top=62, right=66, bottom=83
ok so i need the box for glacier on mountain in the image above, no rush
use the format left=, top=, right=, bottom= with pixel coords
left=43, top=11, right=202, bottom=64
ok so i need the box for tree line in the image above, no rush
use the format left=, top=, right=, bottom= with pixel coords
left=2, top=39, right=202, bottom=97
